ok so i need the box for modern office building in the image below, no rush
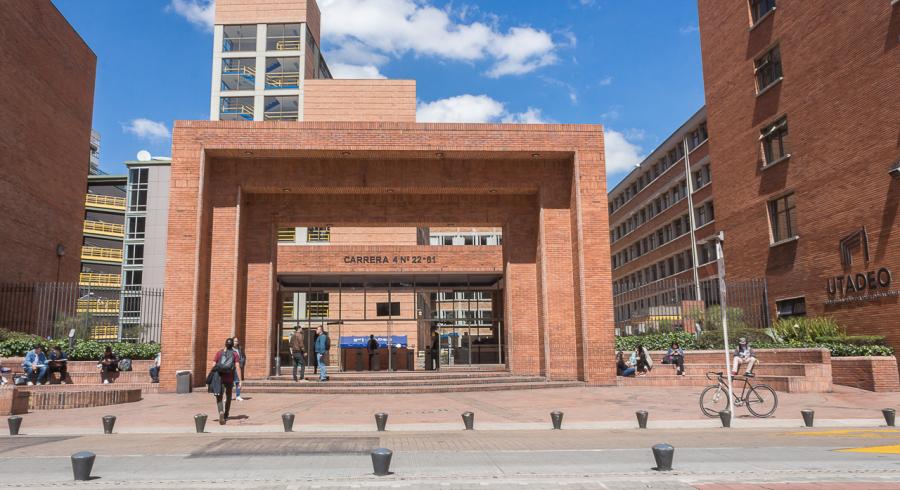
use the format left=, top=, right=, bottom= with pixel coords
left=159, top=0, right=611, bottom=391
left=692, top=1, right=899, bottom=350
left=89, top=130, right=101, bottom=175
left=0, top=0, right=96, bottom=284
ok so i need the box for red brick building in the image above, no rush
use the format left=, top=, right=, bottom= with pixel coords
left=0, top=0, right=96, bottom=283
left=697, top=1, right=899, bottom=347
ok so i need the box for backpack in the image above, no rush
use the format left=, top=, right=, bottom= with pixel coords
left=216, top=350, right=235, bottom=373
left=13, top=375, right=28, bottom=386
left=118, top=359, right=132, bottom=372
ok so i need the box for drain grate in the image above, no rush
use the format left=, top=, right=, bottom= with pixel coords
left=189, top=437, right=380, bottom=457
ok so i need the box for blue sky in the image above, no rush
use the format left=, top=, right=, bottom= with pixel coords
left=52, top=0, right=705, bottom=188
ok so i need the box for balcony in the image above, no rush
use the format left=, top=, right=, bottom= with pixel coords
left=81, top=246, right=123, bottom=263
left=79, top=273, right=121, bottom=289
left=278, top=228, right=296, bottom=242
left=76, top=299, right=120, bottom=315
left=85, top=194, right=126, bottom=212
left=83, top=220, right=124, bottom=238
left=265, top=72, right=300, bottom=89
left=89, top=325, right=119, bottom=341
left=274, top=38, right=301, bottom=51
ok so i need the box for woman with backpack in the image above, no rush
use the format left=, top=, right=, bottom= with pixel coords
left=98, top=346, right=119, bottom=384
left=208, top=338, right=240, bottom=425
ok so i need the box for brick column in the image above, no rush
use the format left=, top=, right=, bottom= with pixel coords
left=204, top=166, right=241, bottom=364
left=241, top=200, right=276, bottom=379
left=503, top=212, right=542, bottom=376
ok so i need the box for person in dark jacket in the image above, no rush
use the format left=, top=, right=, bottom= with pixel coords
left=430, top=330, right=441, bottom=371
left=48, top=346, right=68, bottom=384
left=99, top=346, right=119, bottom=384
left=314, top=326, right=329, bottom=382
left=211, top=338, right=240, bottom=424
left=367, top=334, right=379, bottom=371
left=616, top=351, right=635, bottom=377
left=667, top=342, right=685, bottom=376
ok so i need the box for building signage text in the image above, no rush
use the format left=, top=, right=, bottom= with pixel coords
left=825, top=267, right=897, bottom=305
left=343, top=255, right=437, bottom=265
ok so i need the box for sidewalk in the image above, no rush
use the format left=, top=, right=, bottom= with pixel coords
left=9, top=385, right=898, bottom=435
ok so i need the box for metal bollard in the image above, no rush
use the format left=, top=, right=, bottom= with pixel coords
left=801, top=409, right=814, bottom=427
left=194, top=414, right=207, bottom=433
left=719, top=410, right=732, bottom=428
left=651, top=444, right=674, bottom=471
left=461, top=411, right=475, bottom=430
left=71, top=451, right=96, bottom=481
left=550, top=411, right=563, bottom=430
left=102, top=415, right=116, bottom=434
left=375, top=412, right=388, bottom=432
left=371, top=448, right=393, bottom=476
left=636, top=410, right=649, bottom=429
left=8, top=416, right=22, bottom=436
left=282, top=412, right=295, bottom=432
left=883, top=408, right=896, bottom=427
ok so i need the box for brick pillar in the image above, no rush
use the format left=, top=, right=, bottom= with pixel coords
left=241, top=200, right=276, bottom=379
left=204, top=168, right=241, bottom=365
left=503, top=212, right=542, bottom=376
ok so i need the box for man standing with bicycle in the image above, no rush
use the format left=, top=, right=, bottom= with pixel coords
left=732, top=338, right=757, bottom=376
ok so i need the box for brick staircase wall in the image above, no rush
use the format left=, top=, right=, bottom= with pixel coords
left=831, top=356, right=900, bottom=392
left=3, top=358, right=155, bottom=385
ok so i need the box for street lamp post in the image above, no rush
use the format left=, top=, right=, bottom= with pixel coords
left=711, top=232, right=736, bottom=417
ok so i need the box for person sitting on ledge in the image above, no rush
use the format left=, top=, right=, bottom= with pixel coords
left=98, top=346, right=119, bottom=384
left=149, top=351, right=161, bottom=383
left=616, top=351, right=636, bottom=377
left=23, top=344, right=49, bottom=385
left=48, top=345, right=68, bottom=384
left=630, top=344, right=653, bottom=377
left=732, top=338, right=757, bottom=376
left=667, top=341, right=685, bottom=376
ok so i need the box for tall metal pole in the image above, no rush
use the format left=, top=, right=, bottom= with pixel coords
left=713, top=232, right=735, bottom=417
left=682, top=138, right=702, bottom=301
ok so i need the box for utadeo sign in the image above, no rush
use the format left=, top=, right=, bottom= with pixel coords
left=825, top=227, right=897, bottom=306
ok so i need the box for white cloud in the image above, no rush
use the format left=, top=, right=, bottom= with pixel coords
left=600, top=107, right=621, bottom=121
left=679, top=25, right=699, bottom=34
left=319, top=0, right=561, bottom=78
left=123, top=119, right=171, bottom=140
left=416, top=95, right=549, bottom=124
left=624, top=128, right=647, bottom=141
left=329, top=63, right=386, bottom=79
left=168, top=0, right=214, bottom=31
left=604, top=129, right=645, bottom=174
left=598, top=76, right=613, bottom=86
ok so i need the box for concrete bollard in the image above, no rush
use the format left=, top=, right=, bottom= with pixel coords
left=719, top=410, right=732, bottom=428
left=636, top=410, right=649, bottom=429
left=194, top=414, right=207, bottom=433
left=102, top=415, right=116, bottom=434
left=651, top=444, right=674, bottom=471
left=461, top=411, right=475, bottom=430
left=71, top=451, right=96, bottom=481
left=375, top=412, right=388, bottom=432
left=801, top=409, right=815, bottom=427
left=282, top=412, right=295, bottom=432
left=883, top=408, right=896, bottom=427
left=371, top=448, right=393, bottom=476
left=8, top=416, right=22, bottom=436
left=550, top=411, right=563, bottom=430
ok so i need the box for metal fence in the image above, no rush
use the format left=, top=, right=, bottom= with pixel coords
left=613, top=277, right=769, bottom=336
left=0, top=282, right=163, bottom=342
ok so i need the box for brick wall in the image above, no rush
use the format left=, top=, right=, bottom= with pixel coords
left=303, top=80, right=417, bottom=122
left=214, top=0, right=314, bottom=25
left=0, top=0, right=95, bottom=283
left=832, top=356, right=900, bottom=392
left=698, top=1, right=900, bottom=363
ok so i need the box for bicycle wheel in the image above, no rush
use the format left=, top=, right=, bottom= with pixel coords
left=745, top=384, right=778, bottom=418
left=700, top=385, right=728, bottom=418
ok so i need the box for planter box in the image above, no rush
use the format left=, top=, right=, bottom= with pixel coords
left=831, top=356, right=900, bottom=392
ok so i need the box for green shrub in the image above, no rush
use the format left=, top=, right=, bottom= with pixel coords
left=615, top=331, right=698, bottom=352
left=0, top=336, right=159, bottom=360
left=766, top=316, right=845, bottom=343
left=816, top=335, right=886, bottom=346
left=698, top=326, right=770, bottom=350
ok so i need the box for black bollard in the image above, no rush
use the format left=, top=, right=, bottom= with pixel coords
left=194, top=414, right=207, bottom=433
left=102, top=415, right=116, bottom=434
left=718, top=410, right=732, bottom=428
left=371, top=448, right=393, bottom=476
left=636, top=410, right=649, bottom=429
left=883, top=408, right=896, bottom=427
left=651, top=443, right=674, bottom=471
left=375, top=412, right=388, bottom=432
left=550, top=411, right=563, bottom=430
left=461, top=411, right=474, bottom=430
left=801, top=409, right=814, bottom=427
left=71, top=451, right=96, bottom=481
left=8, top=416, right=22, bottom=436
left=282, top=412, right=295, bottom=432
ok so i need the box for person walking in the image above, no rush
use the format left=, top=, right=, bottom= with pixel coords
left=289, top=326, right=307, bottom=382
left=430, top=329, right=441, bottom=371
left=367, top=334, right=379, bottom=371
left=210, top=338, right=240, bottom=424
left=314, top=326, right=329, bottom=382
left=232, top=337, right=246, bottom=401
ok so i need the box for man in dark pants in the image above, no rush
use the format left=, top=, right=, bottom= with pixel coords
left=367, top=334, right=379, bottom=371
left=430, top=330, right=441, bottom=371
left=289, top=326, right=306, bottom=382
left=212, top=338, right=240, bottom=424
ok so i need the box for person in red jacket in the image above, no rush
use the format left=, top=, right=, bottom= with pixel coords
left=211, top=338, right=241, bottom=424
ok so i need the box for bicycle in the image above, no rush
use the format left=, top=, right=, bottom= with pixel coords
left=699, top=371, right=778, bottom=418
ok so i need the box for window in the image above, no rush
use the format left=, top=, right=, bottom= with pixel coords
left=307, top=226, right=330, bottom=243
left=755, top=46, right=782, bottom=93
left=223, top=24, right=257, bottom=52
left=749, top=0, right=776, bottom=24
left=376, top=302, right=401, bottom=317
left=124, top=270, right=143, bottom=287
left=266, top=23, right=301, bottom=51
left=761, top=117, right=789, bottom=165
left=776, top=297, right=806, bottom=318
left=220, top=96, right=254, bottom=121
left=265, top=57, right=300, bottom=89
left=221, top=58, right=256, bottom=91
left=126, top=217, right=145, bottom=240
left=128, top=168, right=148, bottom=212
left=695, top=202, right=715, bottom=227
left=264, top=95, right=299, bottom=120
left=125, top=244, right=144, bottom=265
left=306, top=292, right=329, bottom=318
left=768, top=193, right=797, bottom=243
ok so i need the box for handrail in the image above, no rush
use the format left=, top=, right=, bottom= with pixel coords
left=265, top=72, right=300, bottom=88
left=263, top=111, right=299, bottom=120
left=81, top=246, right=123, bottom=262
left=85, top=194, right=126, bottom=210
left=275, top=38, right=301, bottom=51
left=76, top=298, right=120, bottom=313
left=221, top=103, right=255, bottom=117
left=79, top=273, right=121, bottom=288
left=90, top=325, right=119, bottom=340
left=83, top=220, right=124, bottom=237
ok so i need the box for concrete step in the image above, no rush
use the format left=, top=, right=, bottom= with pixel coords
left=245, top=375, right=546, bottom=388
left=616, top=374, right=830, bottom=393
left=267, top=371, right=513, bottom=382
left=241, top=380, right=583, bottom=394
left=18, top=382, right=160, bottom=394
left=660, top=363, right=816, bottom=377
